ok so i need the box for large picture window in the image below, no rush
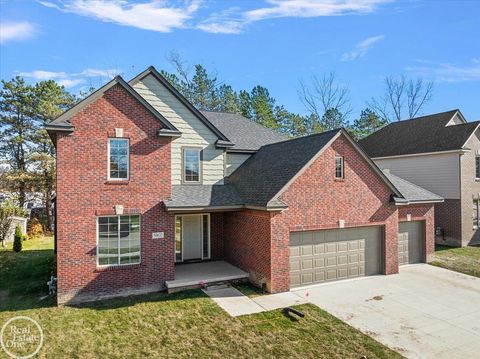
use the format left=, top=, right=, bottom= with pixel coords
left=97, top=215, right=140, bottom=266
left=109, top=138, right=129, bottom=180
left=183, top=148, right=201, bottom=183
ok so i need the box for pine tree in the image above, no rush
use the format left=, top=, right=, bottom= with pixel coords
left=13, top=225, right=22, bottom=252
left=320, top=108, right=347, bottom=131
left=217, top=85, right=240, bottom=113
left=349, top=108, right=388, bottom=140
left=250, top=86, right=278, bottom=130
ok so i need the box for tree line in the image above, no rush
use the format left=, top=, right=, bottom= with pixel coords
left=0, top=58, right=433, bottom=230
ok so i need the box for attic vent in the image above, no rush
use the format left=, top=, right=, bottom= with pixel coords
left=115, top=128, right=124, bottom=137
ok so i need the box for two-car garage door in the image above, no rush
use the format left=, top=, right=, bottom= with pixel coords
left=290, top=222, right=426, bottom=289
left=290, top=226, right=383, bottom=288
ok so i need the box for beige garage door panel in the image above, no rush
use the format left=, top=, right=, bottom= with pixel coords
left=398, top=221, right=424, bottom=265
left=290, top=226, right=383, bottom=288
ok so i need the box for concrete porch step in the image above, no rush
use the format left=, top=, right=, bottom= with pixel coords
left=165, top=261, right=249, bottom=294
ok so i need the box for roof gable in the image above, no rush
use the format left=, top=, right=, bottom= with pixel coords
left=129, top=66, right=233, bottom=146
left=228, top=129, right=400, bottom=209
left=360, top=109, right=480, bottom=158
left=45, top=76, right=179, bottom=135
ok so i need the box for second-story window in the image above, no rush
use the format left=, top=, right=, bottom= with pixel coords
left=109, top=138, right=129, bottom=180
left=183, top=148, right=201, bottom=183
left=476, top=155, right=480, bottom=179
left=335, top=155, right=344, bottom=179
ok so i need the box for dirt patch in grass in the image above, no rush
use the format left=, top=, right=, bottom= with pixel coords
left=431, top=245, right=480, bottom=278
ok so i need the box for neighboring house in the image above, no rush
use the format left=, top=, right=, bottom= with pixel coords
left=360, top=109, right=480, bottom=247
left=46, top=66, right=443, bottom=304
left=4, top=217, right=27, bottom=243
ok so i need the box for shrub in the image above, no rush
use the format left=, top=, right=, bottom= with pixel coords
left=13, top=225, right=22, bottom=252
left=27, top=218, right=43, bottom=239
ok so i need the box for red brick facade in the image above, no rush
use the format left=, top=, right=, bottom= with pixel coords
left=54, top=85, right=436, bottom=303
left=434, top=200, right=462, bottom=246
left=56, top=84, right=175, bottom=304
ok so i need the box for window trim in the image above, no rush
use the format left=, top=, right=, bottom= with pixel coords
left=174, top=213, right=210, bottom=263
left=96, top=214, right=141, bottom=268
left=107, top=138, right=130, bottom=181
left=474, top=199, right=479, bottom=229
left=475, top=155, right=480, bottom=180
left=335, top=155, right=344, bottom=179
left=181, top=146, right=202, bottom=184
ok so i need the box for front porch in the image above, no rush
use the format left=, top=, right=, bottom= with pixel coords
left=165, top=261, right=249, bottom=293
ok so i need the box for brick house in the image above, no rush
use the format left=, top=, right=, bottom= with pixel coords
left=360, top=110, right=480, bottom=247
left=46, top=67, right=443, bottom=304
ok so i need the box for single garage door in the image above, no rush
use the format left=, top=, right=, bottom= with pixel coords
left=398, top=221, right=424, bottom=265
left=290, top=226, right=383, bottom=288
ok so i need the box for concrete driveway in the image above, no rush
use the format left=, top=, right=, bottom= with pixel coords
left=292, top=264, right=480, bottom=359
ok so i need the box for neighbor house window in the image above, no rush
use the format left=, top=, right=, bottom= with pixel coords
left=183, top=148, right=201, bottom=183
left=335, top=155, right=344, bottom=179
left=97, top=215, right=140, bottom=266
left=474, top=199, right=479, bottom=229
left=108, top=138, right=129, bottom=180
left=476, top=155, right=480, bottom=179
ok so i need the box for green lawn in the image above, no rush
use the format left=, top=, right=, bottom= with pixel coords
left=0, top=237, right=402, bottom=358
left=431, top=244, right=480, bottom=278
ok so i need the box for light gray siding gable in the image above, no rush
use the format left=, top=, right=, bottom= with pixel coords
left=133, top=74, right=225, bottom=185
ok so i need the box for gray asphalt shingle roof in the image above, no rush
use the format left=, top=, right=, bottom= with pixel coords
left=359, top=110, right=480, bottom=158
left=164, top=185, right=244, bottom=209
left=201, top=111, right=287, bottom=152
left=384, top=172, right=443, bottom=203
left=227, top=129, right=341, bottom=207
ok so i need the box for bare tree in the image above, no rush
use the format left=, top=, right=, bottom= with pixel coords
left=298, top=72, right=352, bottom=119
left=369, top=76, right=433, bottom=121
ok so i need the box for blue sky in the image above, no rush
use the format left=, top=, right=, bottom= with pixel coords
left=1, top=0, right=479, bottom=122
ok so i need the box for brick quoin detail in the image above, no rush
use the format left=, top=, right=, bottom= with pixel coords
left=56, top=84, right=174, bottom=304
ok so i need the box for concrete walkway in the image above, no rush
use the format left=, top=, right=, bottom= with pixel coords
left=202, top=285, right=265, bottom=317
left=203, top=285, right=306, bottom=317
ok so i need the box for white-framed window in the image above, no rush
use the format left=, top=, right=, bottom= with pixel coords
left=476, top=155, right=480, bottom=179
left=97, top=214, right=140, bottom=266
left=335, top=155, right=344, bottom=179
left=183, top=147, right=201, bottom=183
left=108, top=138, right=129, bottom=180
left=474, top=199, right=479, bottom=229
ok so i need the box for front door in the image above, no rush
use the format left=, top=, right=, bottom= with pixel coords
left=182, top=215, right=203, bottom=260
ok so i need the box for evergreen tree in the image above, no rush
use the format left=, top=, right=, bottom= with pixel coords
left=190, top=65, right=219, bottom=110
left=13, top=224, right=22, bottom=252
left=238, top=90, right=252, bottom=119
left=217, top=85, right=240, bottom=113
left=320, top=108, right=347, bottom=131
left=250, top=86, right=278, bottom=130
left=0, top=77, right=37, bottom=207
left=349, top=108, right=388, bottom=140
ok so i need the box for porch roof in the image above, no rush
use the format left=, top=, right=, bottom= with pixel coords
left=164, top=185, right=245, bottom=211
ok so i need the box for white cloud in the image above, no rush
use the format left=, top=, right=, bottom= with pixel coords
left=406, top=60, right=480, bottom=82
left=40, top=0, right=202, bottom=32
left=0, top=22, right=37, bottom=44
left=17, top=67, right=122, bottom=88
left=341, top=34, right=385, bottom=61
left=245, top=0, right=390, bottom=21
left=198, top=0, right=391, bottom=34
